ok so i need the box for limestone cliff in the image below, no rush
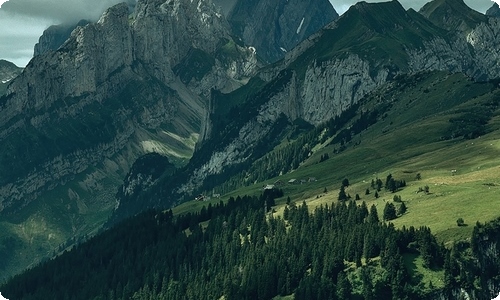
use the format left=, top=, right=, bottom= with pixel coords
left=0, top=0, right=257, bottom=279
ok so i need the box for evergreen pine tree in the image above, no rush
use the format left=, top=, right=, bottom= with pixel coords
left=383, top=203, right=397, bottom=221
left=398, top=202, right=407, bottom=216
left=338, top=186, right=348, bottom=202
left=336, top=271, right=352, bottom=300
left=369, top=205, right=379, bottom=223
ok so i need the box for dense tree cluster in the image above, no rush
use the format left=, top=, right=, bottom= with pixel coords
left=1, top=189, right=463, bottom=300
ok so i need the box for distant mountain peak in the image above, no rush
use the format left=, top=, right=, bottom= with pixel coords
left=34, top=20, right=90, bottom=56
left=226, top=0, right=338, bottom=63
left=419, top=0, right=486, bottom=31
left=0, top=59, right=22, bottom=85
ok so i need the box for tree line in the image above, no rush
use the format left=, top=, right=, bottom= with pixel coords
left=12, top=187, right=500, bottom=299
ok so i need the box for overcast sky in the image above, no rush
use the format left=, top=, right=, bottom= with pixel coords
left=0, top=0, right=495, bottom=67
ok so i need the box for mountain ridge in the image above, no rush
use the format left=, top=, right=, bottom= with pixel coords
left=2, top=0, right=500, bottom=286
left=0, top=0, right=342, bottom=281
left=111, top=0, right=500, bottom=223
left=0, top=0, right=257, bottom=280
left=226, top=0, right=338, bottom=63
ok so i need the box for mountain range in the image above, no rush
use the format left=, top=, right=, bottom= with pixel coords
left=0, top=60, right=22, bottom=96
left=1, top=0, right=500, bottom=297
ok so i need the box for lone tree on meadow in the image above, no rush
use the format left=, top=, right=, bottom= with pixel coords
left=338, top=186, right=348, bottom=201
left=383, top=202, right=397, bottom=221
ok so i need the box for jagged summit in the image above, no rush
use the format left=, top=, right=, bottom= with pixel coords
left=281, top=0, right=445, bottom=76
left=34, top=20, right=90, bottom=56
left=419, top=0, right=487, bottom=31
left=226, top=0, right=338, bottom=63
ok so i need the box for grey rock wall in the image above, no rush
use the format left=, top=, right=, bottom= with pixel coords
left=0, top=0, right=257, bottom=213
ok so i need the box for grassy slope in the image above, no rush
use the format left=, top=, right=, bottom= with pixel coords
left=172, top=71, right=500, bottom=290
left=175, top=70, right=500, bottom=244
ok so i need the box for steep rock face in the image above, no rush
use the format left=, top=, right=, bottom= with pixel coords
left=0, top=2, right=258, bottom=282
left=176, top=54, right=393, bottom=195
left=0, top=0, right=256, bottom=212
left=412, top=15, right=500, bottom=81
left=227, top=0, right=338, bottom=63
left=299, top=56, right=389, bottom=125
left=33, top=20, right=90, bottom=56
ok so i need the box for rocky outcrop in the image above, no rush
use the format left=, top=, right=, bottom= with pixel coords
left=117, top=152, right=175, bottom=210
left=227, top=0, right=338, bottom=63
left=408, top=17, right=500, bottom=81
left=0, top=60, right=22, bottom=97
left=33, top=20, right=90, bottom=56
left=212, top=0, right=237, bottom=16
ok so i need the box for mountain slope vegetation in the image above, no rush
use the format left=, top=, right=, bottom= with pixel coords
left=2, top=0, right=500, bottom=297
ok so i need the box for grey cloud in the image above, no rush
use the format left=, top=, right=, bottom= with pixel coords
left=1, top=0, right=134, bottom=24
left=0, top=0, right=494, bottom=67
left=0, top=0, right=136, bottom=66
left=0, top=10, right=49, bottom=66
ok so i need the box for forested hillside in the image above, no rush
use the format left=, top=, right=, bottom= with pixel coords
left=2, top=189, right=499, bottom=299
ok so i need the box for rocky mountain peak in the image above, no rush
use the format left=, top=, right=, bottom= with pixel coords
left=419, top=0, right=486, bottom=32
left=347, top=0, right=412, bottom=33
left=34, top=20, right=90, bottom=57
left=226, top=0, right=338, bottom=63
